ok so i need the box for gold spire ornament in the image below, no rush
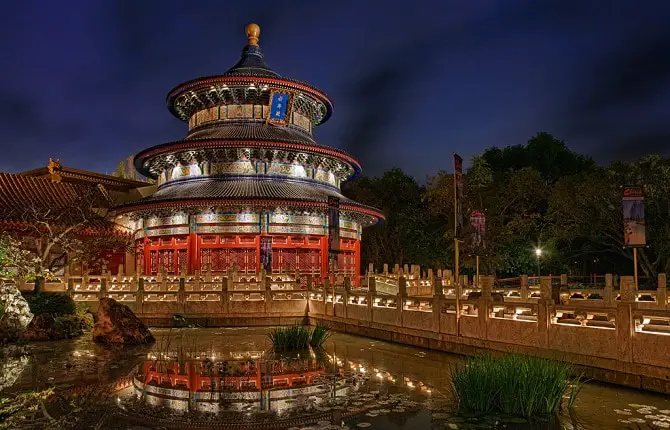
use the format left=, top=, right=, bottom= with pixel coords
left=246, top=23, right=260, bottom=46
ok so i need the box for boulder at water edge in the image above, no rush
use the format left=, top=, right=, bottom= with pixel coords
left=0, top=282, right=33, bottom=343
left=93, top=298, right=155, bottom=345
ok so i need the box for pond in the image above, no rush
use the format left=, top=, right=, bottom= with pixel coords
left=1, top=327, right=670, bottom=429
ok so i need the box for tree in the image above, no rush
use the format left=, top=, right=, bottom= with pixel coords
left=549, top=156, right=670, bottom=277
left=343, top=169, right=450, bottom=269
left=482, top=132, right=595, bottom=184
left=0, top=185, right=134, bottom=282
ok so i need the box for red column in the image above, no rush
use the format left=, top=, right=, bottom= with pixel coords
left=255, top=235, right=261, bottom=272
left=188, top=232, right=198, bottom=274
left=320, top=236, right=328, bottom=278
left=143, top=237, right=150, bottom=276
left=354, top=239, right=361, bottom=288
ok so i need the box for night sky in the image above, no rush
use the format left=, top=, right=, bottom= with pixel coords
left=1, top=1, right=670, bottom=180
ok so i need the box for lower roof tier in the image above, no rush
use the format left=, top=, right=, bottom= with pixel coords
left=113, top=177, right=384, bottom=225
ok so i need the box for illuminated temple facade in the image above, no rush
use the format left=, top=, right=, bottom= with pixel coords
left=114, top=24, right=383, bottom=280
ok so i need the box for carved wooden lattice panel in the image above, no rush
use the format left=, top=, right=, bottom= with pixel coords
left=298, top=249, right=321, bottom=273
left=150, top=250, right=158, bottom=274
left=200, top=248, right=256, bottom=273
left=337, top=251, right=355, bottom=275
left=178, top=249, right=187, bottom=273
left=161, top=250, right=174, bottom=274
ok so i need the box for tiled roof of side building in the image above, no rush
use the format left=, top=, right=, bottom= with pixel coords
left=0, top=173, right=116, bottom=230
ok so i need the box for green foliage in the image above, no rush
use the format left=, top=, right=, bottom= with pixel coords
left=0, top=301, right=4, bottom=321
left=0, top=388, right=54, bottom=428
left=309, top=323, right=331, bottom=348
left=343, top=168, right=451, bottom=268
left=24, top=292, right=76, bottom=316
left=268, top=324, right=332, bottom=351
left=450, top=355, right=581, bottom=418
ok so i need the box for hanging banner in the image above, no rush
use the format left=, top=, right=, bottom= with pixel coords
left=453, top=153, right=464, bottom=235
left=623, top=186, right=646, bottom=247
left=327, top=196, right=340, bottom=271
left=470, top=210, right=486, bottom=250
left=260, top=236, right=272, bottom=272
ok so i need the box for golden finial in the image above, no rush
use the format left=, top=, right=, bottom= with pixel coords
left=245, top=23, right=260, bottom=46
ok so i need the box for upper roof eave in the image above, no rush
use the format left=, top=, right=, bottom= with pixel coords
left=165, top=75, right=334, bottom=124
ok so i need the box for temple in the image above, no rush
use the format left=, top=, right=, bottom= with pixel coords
left=113, top=24, right=383, bottom=282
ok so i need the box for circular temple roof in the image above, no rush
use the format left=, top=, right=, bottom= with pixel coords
left=166, top=24, right=333, bottom=124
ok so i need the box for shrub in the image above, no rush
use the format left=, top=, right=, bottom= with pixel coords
left=450, top=355, right=582, bottom=418
left=268, top=326, right=311, bottom=351
left=268, top=324, right=332, bottom=351
left=24, top=293, right=76, bottom=316
left=309, top=323, right=331, bottom=348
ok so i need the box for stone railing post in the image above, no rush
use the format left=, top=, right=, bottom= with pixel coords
left=520, top=275, right=529, bottom=302
left=383, top=263, right=388, bottom=276
left=650, top=272, right=666, bottom=309
left=221, top=275, right=229, bottom=313
left=342, top=277, right=351, bottom=319
left=398, top=276, right=407, bottom=296
left=193, top=270, right=200, bottom=292
left=537, top=276, right=552, bottom=349
left=260, top=268, right=267, bottom=291
left=445, top=270, right=453, bottom=286
left=604, top=273, right=614, bottom=306
left=657, top=273, right=667, bottom=310
left=264, top=276, right=272, bottom=313
left=306, top=274, right=313, bottom=291
left=617, top=276, right=635, bottom=363
left=432, top=289, right=444, bottom=329
left=368, top=275, right=376, bottom=294
left=136, top=277, right=144, bottom=315
left=178, top=277, right=186, bottom=313
left=560, top=274, right=568, bottom=287
left=398, top=276, right=407, bottom=326
left=428, top=269, right=435, bottom=295
left=227, top=274, right=234, bottom=293
left=479, top=276, right=493, bottom=339
left=100, top=274, right=108, bottom=299
left=67, top=276, right=75, bottom=298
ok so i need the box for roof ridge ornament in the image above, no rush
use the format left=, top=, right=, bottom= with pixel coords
left=246, top=23, right=260, bottom=47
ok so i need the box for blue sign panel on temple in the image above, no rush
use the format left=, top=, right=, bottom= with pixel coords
left=270, top=92, right=289, bottom=121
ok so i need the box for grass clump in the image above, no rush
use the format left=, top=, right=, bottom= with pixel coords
left=450, top=355, right=584, bottom=418
left=268, top=324, right=331, bottom=351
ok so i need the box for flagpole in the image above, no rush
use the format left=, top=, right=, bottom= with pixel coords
left=453, top=154, right=461, bottom=331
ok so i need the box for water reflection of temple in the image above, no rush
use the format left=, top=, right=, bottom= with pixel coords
left=139, top=355, right=326, bottom=392
left=133, top=352, right=347, bottom=413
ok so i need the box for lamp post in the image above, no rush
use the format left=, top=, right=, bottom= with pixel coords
left=535, top=248, right=543, bottom=278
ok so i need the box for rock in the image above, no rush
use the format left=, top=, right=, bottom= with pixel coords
left=0, top=281, right=34, bottom=343
left=22, top=313, right=57, bottom=341
left=20, top=313, right=85, bottom=341
left=93, top=298, right=155, bottom=345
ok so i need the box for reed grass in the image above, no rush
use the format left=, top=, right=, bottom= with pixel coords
left=309, top=323, right=332, bottom=348
left=268, top=324, right=331, bottom=351
left=450, top=355, right=583, bottom=418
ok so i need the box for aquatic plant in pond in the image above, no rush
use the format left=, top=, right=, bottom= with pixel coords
left=450, top=355, right=583, bottom=418
left=309, top=323, right=332, bottom=348
left=268, top=324, right=331, bottom=351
